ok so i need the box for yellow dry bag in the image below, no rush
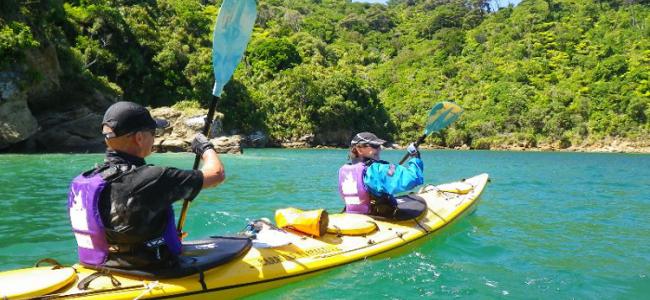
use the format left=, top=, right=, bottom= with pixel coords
left=275, top=208, right=329, bottom=237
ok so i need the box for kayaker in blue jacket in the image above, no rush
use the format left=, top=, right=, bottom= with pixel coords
left=68, top=101, right=225, bottom=270
left=338, top=132, right=424, bottom=218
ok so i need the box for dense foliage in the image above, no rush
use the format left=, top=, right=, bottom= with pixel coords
left=1, top=0, right=648, bottom=147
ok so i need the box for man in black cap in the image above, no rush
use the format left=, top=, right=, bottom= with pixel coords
left=67, top=101, right=224, bottom=270
left=337, top=132, right=423, bottom=217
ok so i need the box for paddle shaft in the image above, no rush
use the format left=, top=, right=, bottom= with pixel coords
left=398, top=133, right=427, bottom=165
left=177, top=94, right=220, bottom=234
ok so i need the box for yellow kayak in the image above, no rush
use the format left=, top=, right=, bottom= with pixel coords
left=0, top=174, right=489, bottom=300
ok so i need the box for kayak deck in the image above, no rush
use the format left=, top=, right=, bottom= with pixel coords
left=5, top=173, right=489, bottom=300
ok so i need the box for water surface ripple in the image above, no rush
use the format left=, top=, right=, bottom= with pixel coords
left=0, top=150, right=648, bottom=298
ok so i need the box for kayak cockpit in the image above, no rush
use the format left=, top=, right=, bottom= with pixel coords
left=82, top=237, right=251, bottom=279
left=369, top=194, right=428, bottom=221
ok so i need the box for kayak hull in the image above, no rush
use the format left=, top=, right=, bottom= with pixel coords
left=2, top=174, right=489, bottom=300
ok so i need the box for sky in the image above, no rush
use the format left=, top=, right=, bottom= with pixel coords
left=352, top=0, right=523, bottom=9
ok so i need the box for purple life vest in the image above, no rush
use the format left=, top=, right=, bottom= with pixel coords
left=68, top=170, right=182, bottom=266
left=68, top=173, right=109, bottom=265
left=338, top=162, right=371, bottom=214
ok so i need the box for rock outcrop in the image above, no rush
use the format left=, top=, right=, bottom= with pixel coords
left=30, top=105, right=106, bottom=152
left=0, top=43, right=80, bottom=152
left=151, top=107, right=241, bottom=154
left=278, top=133, right=315, bottom=148
left=0, top=72, right=39, bottom=149
left=0, top=44, right=243, bottom=153
left=241, top=131, right=268, bottom=148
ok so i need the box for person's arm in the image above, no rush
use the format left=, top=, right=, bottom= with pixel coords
left=199, top=148, right=225, bottom=188
left=191, top=134, right=226, bottom=188
left=393, top=157, right=424, bottom=193
left=364, top=159, right=424, bottom=195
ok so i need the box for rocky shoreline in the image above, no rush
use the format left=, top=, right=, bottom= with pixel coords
left=483, top=143, right=650, bottom=154
left=413, top=139, right=650, bottom=154
left=284, top=139, right=650, bottom=154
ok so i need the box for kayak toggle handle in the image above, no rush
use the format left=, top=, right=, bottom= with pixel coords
left=33, top=258, right=63, bottom=270
left=78, top=271, right=122, bottom=290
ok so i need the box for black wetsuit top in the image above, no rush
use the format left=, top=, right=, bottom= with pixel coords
left=97, top=151, right=203, bottom=269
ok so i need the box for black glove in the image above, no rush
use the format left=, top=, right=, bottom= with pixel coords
left=191, top=133, right=215, bottom=156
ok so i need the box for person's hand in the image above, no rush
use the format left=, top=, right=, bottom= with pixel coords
left=191, top=133, right=215, bottom=157
left=406, top=142, right=420, bottom=158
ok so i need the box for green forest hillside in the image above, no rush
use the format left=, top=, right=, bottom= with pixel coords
left=1, top=0, right=648, bottom=148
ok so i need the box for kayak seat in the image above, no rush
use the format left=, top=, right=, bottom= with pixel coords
left=371, top=194, right=427, bottom=221
left=89, top=236, right=252, bottom=279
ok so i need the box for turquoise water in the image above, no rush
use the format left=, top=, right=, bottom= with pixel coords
left=0, top=149, right=648, bottom=298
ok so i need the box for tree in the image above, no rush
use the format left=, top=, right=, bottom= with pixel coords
left=248, top=37, right=302, bottom=77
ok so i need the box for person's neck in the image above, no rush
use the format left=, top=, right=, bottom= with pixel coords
left=351, top=156, right=375, bottom=164
left=105, top=149, right=146, bottom=167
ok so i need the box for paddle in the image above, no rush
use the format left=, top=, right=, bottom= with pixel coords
left=398, top=101, right=463, bottom=165
left=177, top=0, right=257, bottom=236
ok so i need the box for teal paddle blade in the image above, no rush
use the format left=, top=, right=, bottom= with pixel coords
left=212, top=0, right=257, bottom=97
left=424, top=101, right=463, bottom=135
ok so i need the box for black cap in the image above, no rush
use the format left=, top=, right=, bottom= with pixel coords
left=102, top=101, right=169, bottom=138
left=351, top=132, right=386, bottom=147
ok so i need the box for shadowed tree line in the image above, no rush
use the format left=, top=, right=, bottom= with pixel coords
left=1, top=0, right=648, bottom=147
